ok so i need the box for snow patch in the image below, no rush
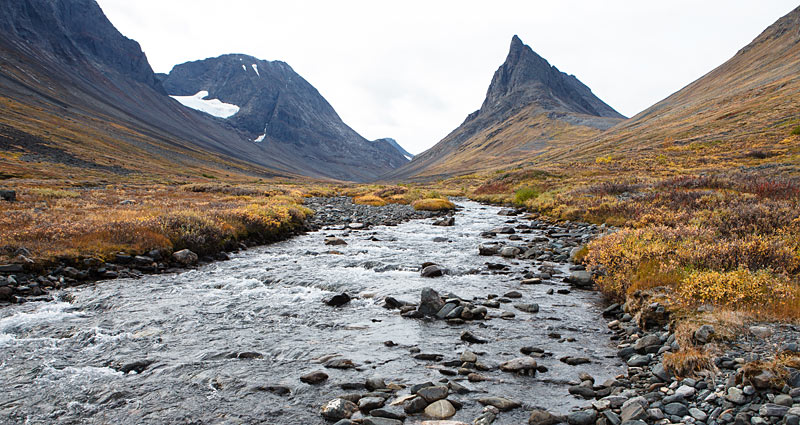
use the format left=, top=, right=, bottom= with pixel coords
left=253, top=123, right=268, bottom=143
left=404, top=155, right=412, bottom=161
left=171, top=91, right=240, bottom=119
left=242, top=64, right=247, bottom=72
left=252, top=64, right=260, bottom=76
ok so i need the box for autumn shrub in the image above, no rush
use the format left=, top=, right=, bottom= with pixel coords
left=374, top=186, right=407, bottom=198
left=678, top=267, right=799, bottom=311
left=353, top=194, right=387, bottom=206
left=513, top=186, right=539, bottom=205
left=412, top=198, right=455, bottom=211
left=663, top=347, right=716, bottom=378
left=791, top=126, right=800, bottom=135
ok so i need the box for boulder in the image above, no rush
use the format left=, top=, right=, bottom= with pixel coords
left=300, top=371, right=328, bottom=384
left=433, top=217, right=455, bottom=226
left=0, top=190, right=15, bottom=202
left=478, top=397, right=521, bottom=411
left=325, top=293, right=351, bottom=307
left=171, top=249, right=198, bottom=266
left=694, top=324, right=715, bottom=343
left=363, top=418, right=402, bottom=425
left=514, top=303, right=539, bottom=313
left=528, top=409, right=564, bottom=425
left=418, top=288, right=445, bottom=316
left=424, top=399, right=456, bottom=419
left=499, top=246, right=521, bottom=258
left=421, top=265, right=444, bottom=278
left=417, top=385, right=448, bottom=403
left=325, top=236, right=347, bottom=246
left=500, top=357, right=538, bottom=374
left=320, top=398, right=359, bottom=421
left=478, top=244, right=500, bottom=256
left=566, top=271, right=592, bottom=287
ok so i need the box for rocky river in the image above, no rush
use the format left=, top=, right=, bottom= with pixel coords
left=0, top=199, right=627, bottom=424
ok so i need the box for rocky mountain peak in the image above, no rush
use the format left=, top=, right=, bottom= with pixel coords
left=480, top=35, right=624, bottom=120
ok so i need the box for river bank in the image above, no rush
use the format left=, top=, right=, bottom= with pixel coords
left=0, top=196, right=442, bottom=306
left=1, top=199, right=798, bottom=425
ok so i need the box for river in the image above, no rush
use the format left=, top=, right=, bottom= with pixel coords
left=0, top=200, right=624, bottom=424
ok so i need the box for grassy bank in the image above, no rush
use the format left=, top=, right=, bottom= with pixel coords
left=0, top=182, right=312, bottom=271
left=462, top=131, right=800, bottom=322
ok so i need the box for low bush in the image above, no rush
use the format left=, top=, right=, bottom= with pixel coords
left=513, top=186, right=539, bottom=205
left=411, top=198, right=455, bottom=211
left=353, top=194, right=387, bottom=207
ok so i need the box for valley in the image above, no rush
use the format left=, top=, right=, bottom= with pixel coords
left=1, top=1, right=799, bottom=425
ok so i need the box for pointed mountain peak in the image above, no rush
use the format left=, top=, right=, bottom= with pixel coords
left=481, top=36, right=624, bottom=120
left=510, top=34, right=524, bottom=50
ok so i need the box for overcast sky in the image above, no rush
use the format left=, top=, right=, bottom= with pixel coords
left=97, top=1, right=797, bottom=154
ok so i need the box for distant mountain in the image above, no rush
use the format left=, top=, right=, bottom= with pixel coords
left=385, top=35, right=624, bottom=180
left=0, top=0, right=319, bottom=181
left=160, top=55, right=408, bottom=181
left=372, top=138, right=414, bottom=160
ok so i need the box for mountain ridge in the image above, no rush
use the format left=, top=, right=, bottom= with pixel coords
left=160, top=53, right=409, bottom=182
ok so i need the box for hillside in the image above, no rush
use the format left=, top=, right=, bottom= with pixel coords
left=0, top=0, right=313, bottom=183
left=535, top=5, right=800, bottom=169
left=385, top=35, right=625, bottom=180
left=160, top=55, right=408, bottom=182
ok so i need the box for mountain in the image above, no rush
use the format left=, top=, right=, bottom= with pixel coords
left=385, top=35, right=625, bottom=180
left=537, top=5, right=800, bottom=167
left=159, top=55, right=408, bottom=182
left=0, top=0, right=312, bottom=181
left=372, top=138, right=414, bottom=160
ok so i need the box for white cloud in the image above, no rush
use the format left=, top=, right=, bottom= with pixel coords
left=98, top=0, right=797, bottom=154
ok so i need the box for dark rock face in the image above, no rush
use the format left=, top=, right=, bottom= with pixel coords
left=482, top=36, right=623, bottom=121
left=160, top=55, right=409, bottom=181
left=0, top=0, right=164, bottom=93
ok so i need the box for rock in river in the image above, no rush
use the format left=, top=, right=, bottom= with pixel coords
left=421, top=265, right=445, bottom=278
left=478, top=396, right=521, bottom=411
left=419, top=288, right=445, bottom=316
left=320, top=398, right=359, bottom=420
left=172, top=249, right=198, bottom=266
left=325, top=293, right=352, bottom=307
left=301, top=371, right=329, bottom=384
left=424, top=399, right=456, bottom=419
left=500, top=357, right=538, bottom=375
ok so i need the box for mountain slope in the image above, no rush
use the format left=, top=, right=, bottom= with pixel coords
left=160, top=55, right=408, bottom=182
left=385, top=35, right=624, bottom=180
left=532, top=5, right=800, bottom=168
left=0, top=0, right=312, bottom=182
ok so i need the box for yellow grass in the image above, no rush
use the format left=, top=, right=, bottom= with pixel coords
left=353, top=194, right=387, bottom=206
left=0, top=183, right=311, bottom=269
left=411, top=198, right=455, bottom=211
